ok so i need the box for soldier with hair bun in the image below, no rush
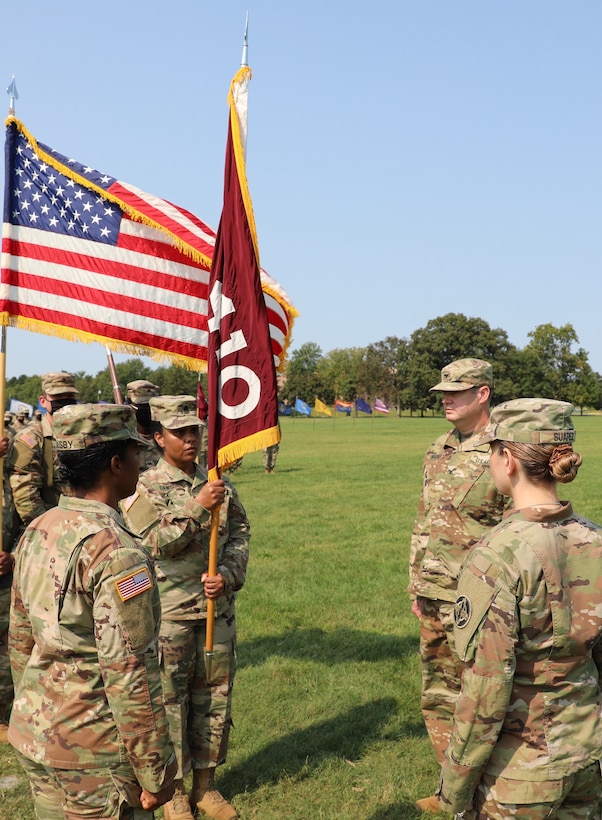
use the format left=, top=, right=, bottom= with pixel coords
left=439, top=399, right=602, bottom=819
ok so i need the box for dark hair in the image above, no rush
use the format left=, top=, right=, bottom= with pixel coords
left=58, top=439, right=131, bottom=490
left=496, top=440, right=583, bottom=484
left=135, top=403, right=152, bottom=431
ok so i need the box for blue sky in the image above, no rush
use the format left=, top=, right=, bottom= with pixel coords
left=2, top=1, right=601, bottom=380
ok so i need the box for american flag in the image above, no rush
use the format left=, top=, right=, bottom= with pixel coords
left=1, top=118, right=296, bottom=371
left=374, top=398, right=390, bottom=414
left=115, top=568, right=152, bottom=601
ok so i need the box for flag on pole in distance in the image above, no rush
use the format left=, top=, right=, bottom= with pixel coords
left=313, top=397, right=333, bottom=417
left=294, top=398, right=311, bottom=416
left=355, top=397, right=372, bottom=415
left=335, top=399, right=352, bottom=415
left=207, top=66, right=282, bottom=476
left=374, top=398, right=390, bottom=414
left=278, top=400, right=292, bottom=416
left=1, top=117, right=296, bottom=372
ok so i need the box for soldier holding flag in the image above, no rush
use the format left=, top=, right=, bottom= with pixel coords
left=121, top=395, right=250, bottom=820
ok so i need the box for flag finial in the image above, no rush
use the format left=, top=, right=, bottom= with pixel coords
left=240, top=12, right=249, bottom=67
left=6, top=75, right=18, bottom=115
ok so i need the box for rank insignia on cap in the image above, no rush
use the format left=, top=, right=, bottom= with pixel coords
left=115, top=568, right=152, bottom=601
left=454, top=595, right=472, bottom=628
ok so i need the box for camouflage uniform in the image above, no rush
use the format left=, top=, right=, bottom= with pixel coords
left=121, top=397, right=250, bottom=793
left=7, top=372, right=79, bottom=526
left=122, top=456, right=250, bottom=779
left=262, top=441, right=280, bottom=473
left=439, top=398, right=602, bottom=819
left=409, top=359, right=506, bottom=765
left=0, top=428, right=22, bottom=728
left=126, top=380, right=161, bottom=473
left=440, top=505, right=602, bottom=818
left=9, top=403, right=177, bottom=819
left=197, top=420, right=208, bottom=470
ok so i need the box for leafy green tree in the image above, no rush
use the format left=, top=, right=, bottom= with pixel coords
left=405, top=313, right=519, bottom=412
left=281, top=342, right=323, bottom=404
left=515, top=324, right=600, bottom=411
left=357, top=336, right=408, bottom=411
left=316, top=347, right=365, bottom=403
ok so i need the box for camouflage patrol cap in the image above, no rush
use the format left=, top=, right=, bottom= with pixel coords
left=150, top=395, right=202, bottom=430
left=42, top=371, right=79, bottom=397
left=126, top=379, right=160, bottom=405
left=53, top=403, right=152, bottom=450
left=4, top=411, right=13, bottom=423
left=481, top=398, right=576, bottom=445
left=430, top=358, right=493, bottom=392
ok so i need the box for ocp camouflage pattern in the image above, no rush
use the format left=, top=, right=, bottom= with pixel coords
left=8, top=495, right=177, bottom=793
left=439, top=502, right=602, bottom=814
left=409, top=426, right=507, bottom=603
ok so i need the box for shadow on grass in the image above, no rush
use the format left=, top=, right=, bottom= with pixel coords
left=367, top=804, right=423, bottom=819
left=238, top=627, right=419, bottom=667
left=222, top=697, right=425, bottom=794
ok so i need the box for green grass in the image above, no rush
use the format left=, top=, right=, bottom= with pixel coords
left=2, top=414, right=601, bottom=819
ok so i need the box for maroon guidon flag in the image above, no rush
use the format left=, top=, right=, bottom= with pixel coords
left=207, top=66, right=280, bottom=477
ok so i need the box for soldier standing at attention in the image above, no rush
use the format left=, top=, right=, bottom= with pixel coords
left=121, top=395, right=250, bottom=820
left=125, top=379, right=161, bottom=472
left=409, top=359, right=507, bottom=814
left=7, top=371, right=79, bottom=526
left=8, top=403, right=177, bottom=819
left=439, top=399, right=602, bottom=819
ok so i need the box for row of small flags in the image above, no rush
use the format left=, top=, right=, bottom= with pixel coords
left=278, top=398, right=391, bottom=417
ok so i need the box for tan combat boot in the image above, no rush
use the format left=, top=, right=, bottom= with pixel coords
left=0, top=721, right=9, bottom=744
left=190, top=768, right=237, bottom=819
left=163, top=779, right=195, bottom=820
left=414, top=794, right=442, bottom=814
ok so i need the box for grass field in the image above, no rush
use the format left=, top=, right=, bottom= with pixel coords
left=1, top=414, right=601, bottom=819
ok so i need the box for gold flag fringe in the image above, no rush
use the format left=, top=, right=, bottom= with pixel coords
left=4, top=115, right=297, bottom=368
left=207, top=424, right=280, bottom=481
left=0, top=313, right=208, bottom=373
left=5, top=116, right=213, bottom=270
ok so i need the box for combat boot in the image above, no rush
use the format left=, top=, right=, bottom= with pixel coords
left=163, top=780, right=195, bottom=820
left=0, top=721, right=9, bottom=744
left=414, top=794, right=441, bottom=814
left=190, top=768, right=237, bottom=819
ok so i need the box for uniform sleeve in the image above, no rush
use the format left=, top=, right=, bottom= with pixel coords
left=125, top=477, right=211, bottom=559
left=217, top=482, right=250, bottom=594
left=408, top=482, right=427, bottom=599
left=8, top=533, right=35, bottom=689
left=90, top=541, right=177, bottom=793
left=8, top=434, right=46, bottom=525
left=438, top=549, right=518, bottom=814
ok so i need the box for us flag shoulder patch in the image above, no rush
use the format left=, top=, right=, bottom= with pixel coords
left=115, top=568, right=152, bottom=601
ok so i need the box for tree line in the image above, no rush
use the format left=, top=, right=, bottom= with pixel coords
left=280, top=314, right=602, bottom=415
left=6, top=314, right=601, bottom=417
left=6, top=358, right=202, bottom=412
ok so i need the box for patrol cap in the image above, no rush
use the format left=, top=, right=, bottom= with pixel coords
left=53, top=403, right=152, bottom=450
left=126, top=379, right=160, bottom=405
left=481, top=398, right=576, bottom=445
left=4, top=411, right=13, bottom=423
left=42, top=371, right=79, bottom=397
left=430, top=358, right=493, bottom=392
left=150, top=395, right=202, bottom=430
